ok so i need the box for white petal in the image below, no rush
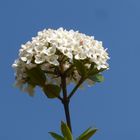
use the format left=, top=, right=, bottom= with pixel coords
left=34, top=54, right=45, bottom=64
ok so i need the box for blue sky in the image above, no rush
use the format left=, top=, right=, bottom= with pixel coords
left=0, top=0, right=140, bottom=139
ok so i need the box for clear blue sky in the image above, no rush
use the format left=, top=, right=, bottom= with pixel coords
left=0, top=0, right=140, bottom=139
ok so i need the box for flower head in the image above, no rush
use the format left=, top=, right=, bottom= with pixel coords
left=12, top=27, right=109, bottom=96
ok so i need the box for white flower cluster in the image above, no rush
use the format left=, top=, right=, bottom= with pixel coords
left=12, top=28, right=109, bottom=95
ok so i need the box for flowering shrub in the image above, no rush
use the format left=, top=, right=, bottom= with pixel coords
left=12, top=27, right=109, bottom=139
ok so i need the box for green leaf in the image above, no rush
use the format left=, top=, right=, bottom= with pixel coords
left=76, top=128, right=97, bottom=140
left=76, top=127, right=92, bottom=139
left=61, top=121, right=73, bottom=140
left=43, top=84, right=61, bottom=98
left=89, top=74, right=104, bottom=83
left=26, top=67, right=46, bottom=86
left=49, top=132, right=65, bottom=140
left=74, top=60, right=86, bottom=76
left=89, top=67, right=106, bottom=76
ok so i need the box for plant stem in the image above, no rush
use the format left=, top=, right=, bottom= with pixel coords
left=63, top=100, right=72, bottom=132
left=68, top=78, right=84, bottom=99
left=61, top=75, right=72, bottom=132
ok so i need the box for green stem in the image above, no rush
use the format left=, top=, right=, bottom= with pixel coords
left=61, top=75, right=72, bottom=132
left=63, top=100, right=72, bottom=132
left=68, top=78, right=84, bottom=99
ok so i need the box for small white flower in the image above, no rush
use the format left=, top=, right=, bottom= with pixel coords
left=44, top=46, right=56, bottom=56
left=34, top=54, right=46, bottom=64
left=75, top=52, right=87, bottom=60
left=20, top=53, right=33, bottom=64
left=61, top=48, right=73, bottom=59
left=84, top=64, right=91, bottom=69
left=63, top=61, right=70, bottom=71
left=46, top=55, right=59, bottom=66
left=34, top=45, right=45, bottom=53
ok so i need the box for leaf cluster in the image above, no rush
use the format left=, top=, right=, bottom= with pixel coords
left=49, top=122, right=97, bottom=140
